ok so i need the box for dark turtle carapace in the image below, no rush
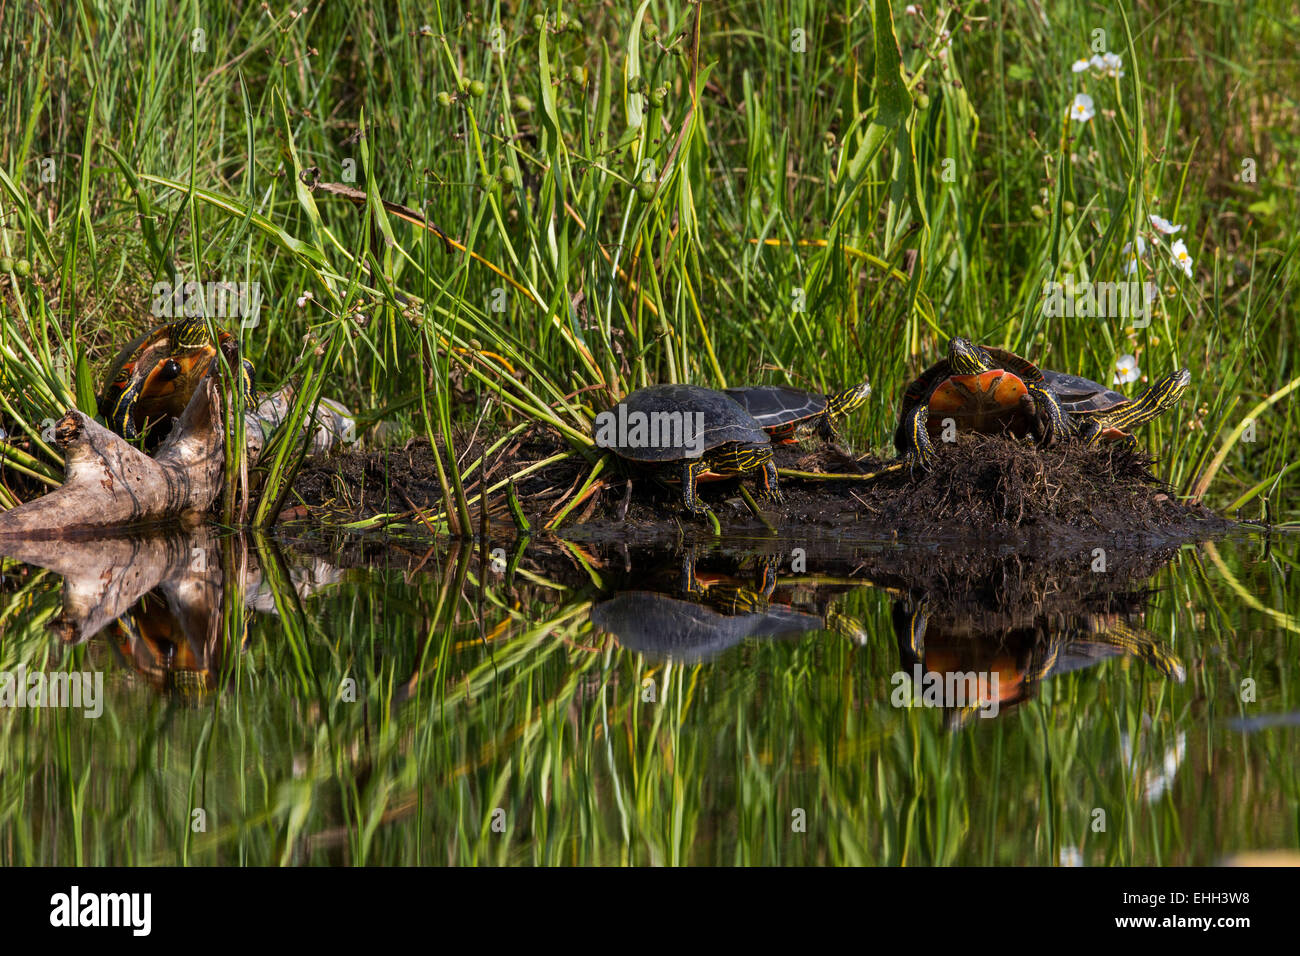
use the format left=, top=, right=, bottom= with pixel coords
left=724, top=380, right=871, bottom=444
left=597, top=384, right=781, bottom=515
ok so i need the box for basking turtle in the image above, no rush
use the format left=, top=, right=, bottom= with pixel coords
left=894, top=337, right=1071, bottom=468
left=597, top=384, right=781, bottom=515
left=98, top=319, right=256, bottom=441
left=1042, top=367, right=1191, bottom=450
left=724, top=380, right=871, bottom=444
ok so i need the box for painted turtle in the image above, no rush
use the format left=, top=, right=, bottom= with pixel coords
left=596, top=384, right=781, bottom=515
left=592, top=591, right=823, bottom=662
left=591, top=553, right=825, bottom=661
left=1042, top=367, right=1191, bottom=450
left=893, top=594, right=1185, bottom=728
left=98, top=319, right=256, bottom=441
left=894, top=337, right=1071, bottom=468
left=724, top=379, right=871, bottom=444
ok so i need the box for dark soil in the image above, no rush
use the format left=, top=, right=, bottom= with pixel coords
left=287, top=427, right=1232, bottom=550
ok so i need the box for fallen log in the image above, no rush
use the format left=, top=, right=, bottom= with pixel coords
left=0, top=378, right=354, bottom=538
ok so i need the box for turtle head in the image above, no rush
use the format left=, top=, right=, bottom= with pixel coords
left=98, top=337, right=174, bottom=440
left=98, top=332, right=187, bottom=442
left=828, top=380, right=871, bottom=416
left=947, top=337, right=993, bottom=376
left=1103, top=367, right=1192, bottom=432
left=169, top=318, right=212, bottom=351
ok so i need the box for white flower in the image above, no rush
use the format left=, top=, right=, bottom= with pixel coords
left=1123, top=236, right=1148, bottom=257
left=296, top=291, right=314, bottom=308
left=1089, top=54, right=1106, bottom=71
left=1071, top=58, right=1090, bottom=73
left=1122, top=237, right=1147, bottom=274
left=1170, top=239, right=1193, bottom=277
left=1069, top=93, right=1095, bottom=122
left=1101, top=51, right=1125, bottom=78
left=1113, top=354, right=1141, bottom=385
left=905, top=4, right=919, bottom=14
left=1149, top=214, right=1183, bottom=234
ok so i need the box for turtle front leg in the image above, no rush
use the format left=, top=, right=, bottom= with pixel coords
left=817, top=414, right=844, bottom=445
left=680, top=460, right=710, bottom=515
left=758, top=457, right=784, bottom=504
left=1074, top=415, right=1103, bottom=447
left=1026, top=382, right=1070, bottom=446
left=1076, top=415, right=1138, bottom=453
left=896, top=403, right=935, bottom=470
left=104, top=385, right=142, bottom=440
left=239, top=357, right=257, bottom=404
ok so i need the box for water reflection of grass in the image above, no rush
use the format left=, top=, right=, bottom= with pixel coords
left=2, top=534, right=1294, bottom=865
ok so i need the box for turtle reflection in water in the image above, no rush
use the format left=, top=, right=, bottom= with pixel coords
left=891, top=595, right=1185, bottom=728
left=591, top=551, right=863, bottom=662
left=110, top=589, right=241, bottom=697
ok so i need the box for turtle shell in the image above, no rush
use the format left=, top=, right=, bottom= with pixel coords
left=591, top=590, right=822, bottom=662
left=101, top=324, right=169, bottom=391
left=1041, top=369, right=1128, bottom=414
left=599, top=384, right=769, bottom=463
left=723, top=385, right=827, bottom=430
left=900, top=346, right=1044, bottom=436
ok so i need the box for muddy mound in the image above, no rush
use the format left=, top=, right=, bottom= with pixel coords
left=562, top=433, right=1227, bottom=545
left=287, top=427, right=1231, bottom=547
left=774, top=433, right=1214, bottom=538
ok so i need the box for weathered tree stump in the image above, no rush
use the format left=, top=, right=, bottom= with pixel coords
left=0, top=378, right=353, bottom=538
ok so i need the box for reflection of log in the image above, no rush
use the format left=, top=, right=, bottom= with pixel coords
left=0, top=524, right=339, bottom=657
left=0, top=526, right=221, bottom=644
left=0, top=378, right=247, bottom=538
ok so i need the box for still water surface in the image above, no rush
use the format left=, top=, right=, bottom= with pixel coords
left=0, top=527, right=1295, bottom=865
